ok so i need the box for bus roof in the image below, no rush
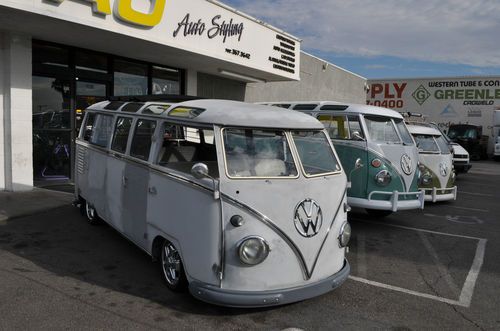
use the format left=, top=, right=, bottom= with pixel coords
left=87, top=99, right=324, bottom=130
left=407, top=124, right=442, bottom=136
left=261, top=101, right=404, bottom=119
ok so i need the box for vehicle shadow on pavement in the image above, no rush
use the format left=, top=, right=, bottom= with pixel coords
left=0, top=205, right=280, bottom=317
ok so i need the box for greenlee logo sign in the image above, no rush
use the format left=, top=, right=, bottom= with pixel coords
left=412, top=85, right=431, bottom=105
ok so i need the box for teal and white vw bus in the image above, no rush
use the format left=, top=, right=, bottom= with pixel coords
left=407, top=124, right=457, bottom=202
left=263, top=102, right=424, bottom=217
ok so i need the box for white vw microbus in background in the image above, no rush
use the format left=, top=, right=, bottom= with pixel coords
left=75, top=99, right=351, bottom=307
left=262, top=101, right=424, bottom=217
left=407, top=124, right=457, bottom=202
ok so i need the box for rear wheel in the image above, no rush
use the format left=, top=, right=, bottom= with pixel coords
left=84, top=201, right=101, bottom=225
left=160, top=240, right=188, bottom=292
left=365, top=209, right=393, bottom=218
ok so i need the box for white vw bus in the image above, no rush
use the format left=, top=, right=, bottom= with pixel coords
left=262, top=102, right=424, bottom=217
left=407, top=124, right=457, bottom=202
left=75, top=99, right=351, bottom=307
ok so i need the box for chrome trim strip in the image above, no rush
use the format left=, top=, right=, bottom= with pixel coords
left=366, top=148, right=408, bottom=191
left=308, top=189, right=347, bottom=277
left=77, top=139, right=216, bottom=194
left=221, top=189, right=347, bottom=280
left=220, top=192, right=310, bottom=280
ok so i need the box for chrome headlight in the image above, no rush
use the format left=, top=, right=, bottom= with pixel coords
left=374, top=170, right=392, bottom=186
left=238, top=236, right=270, bottom=265
left=421, top=172, right=433, bottom=185
left=338, top=222, right=351, bottom=248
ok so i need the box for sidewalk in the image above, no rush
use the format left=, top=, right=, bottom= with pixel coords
left=0, top=188, right=74, bottom=222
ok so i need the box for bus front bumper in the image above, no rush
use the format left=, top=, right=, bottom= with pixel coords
left=189, top=259, right=350, bottom=308
left=348, top=190, right=425, bottom=212
left=423, top=186, right=457, bottom=202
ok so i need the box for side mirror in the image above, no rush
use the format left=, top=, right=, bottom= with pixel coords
left=191, top=163, right=220, bottom=200
left=191, top=163, right=210, bottom=179
left=352, top=131, right=365, bottom=141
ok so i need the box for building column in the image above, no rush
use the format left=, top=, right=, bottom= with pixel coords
left=1, top=32, right=32, bottom=191
left=185, top=68, right=197, bottom=96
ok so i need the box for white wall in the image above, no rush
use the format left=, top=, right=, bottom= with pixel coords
left=1, top=31, right=32, bottom=191
left=244, top=52, right=367, bottom=104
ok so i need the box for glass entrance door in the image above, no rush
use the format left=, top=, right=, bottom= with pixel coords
left=32, top=76, right=72, bottom=182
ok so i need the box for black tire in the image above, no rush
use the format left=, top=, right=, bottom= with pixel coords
left=365, top=209, right=393, bottom=218
left=160, top=239, right=188, bottom=292
left=84, top=201, right=101, bottom=225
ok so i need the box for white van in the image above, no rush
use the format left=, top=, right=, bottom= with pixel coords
left=75, top=99, right=351, bottom=307
left=407, top=124, right=457, bottom=202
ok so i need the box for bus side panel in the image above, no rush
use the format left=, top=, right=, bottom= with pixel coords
left=334, top=142, right=368, bottom=198
left=147, top=172, right=221, bottom=286
left=122, top=162, right=150, bottom=249
left=105, top=156, right=126, bottom=232
left=86, top=148, right=109, bottom=221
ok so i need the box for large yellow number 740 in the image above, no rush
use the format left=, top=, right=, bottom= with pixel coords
left=47, top=0, right=166, bottom=27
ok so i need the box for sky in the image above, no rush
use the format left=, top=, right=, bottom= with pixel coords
left=222, top=0, right=500, bottom=79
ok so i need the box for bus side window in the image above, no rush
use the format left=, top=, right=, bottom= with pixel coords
left=111, top=117, right=133, bottom=154
left=82, top=113, right=96, bottom=141
left=157, top=123, right=218, bottom=177
left=347, top=115, right=365, bottom=140
left=317, top=114, right=349, bottom=139
left=130, top=119, right=157, bottom=161
left=89, top=114, right=113, bottom=147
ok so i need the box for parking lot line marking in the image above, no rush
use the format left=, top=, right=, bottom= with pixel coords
left=350, top=220, right=487, bottom=308
left=348, top=276, right=466, bottom=307
left=459, top=191, right=493, bottom=197
left=459, top=239, right=487, bottom=307
left=418, top=231, right=461, bottom=295
left=354, top=220, right=484, bottom=241
left=450, top=206, right=489, bottom=213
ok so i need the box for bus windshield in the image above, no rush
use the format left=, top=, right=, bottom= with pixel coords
left=413, top=134, right=440, bottom=153
left=364, top=116, right=401, bottom=144
left=223, top=128, right=298, bottom=178
left=291, top=131, right=341, bottom=176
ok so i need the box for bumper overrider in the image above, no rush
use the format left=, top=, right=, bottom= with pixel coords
left=423, top=186, right=457, bottom=202
left=189, top=259, right=350, bottom=308
left=348, top=190, right=425, bottom=212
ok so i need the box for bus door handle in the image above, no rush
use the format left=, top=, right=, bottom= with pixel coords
left=148, top=186, right=157, bottom=195
left=122, top=176, right=128, bottom=188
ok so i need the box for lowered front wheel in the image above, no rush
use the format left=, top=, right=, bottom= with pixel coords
left=160, top=240, right=188, bottom=292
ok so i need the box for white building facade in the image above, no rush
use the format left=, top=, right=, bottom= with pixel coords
left=0, top=0, right=302, bottom=191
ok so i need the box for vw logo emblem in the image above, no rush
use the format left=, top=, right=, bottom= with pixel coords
left=400, top=154, right=413, bottom=175
left=439, top=163, right=448, bottom=177
left=294, top=199, right=323, bottom=238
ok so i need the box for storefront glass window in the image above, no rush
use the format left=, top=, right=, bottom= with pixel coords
left=114, top=59, right=148, bottom=96
left=76, top=51, right=108, bottom=73
left=33, top=42, right=69, bottom=68
left=32, top=76, right=72, bottom=180
left=152, top=66, right=180, bottom=95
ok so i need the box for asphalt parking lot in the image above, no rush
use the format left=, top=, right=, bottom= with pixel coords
left=1, top=161, right=499, bottom=330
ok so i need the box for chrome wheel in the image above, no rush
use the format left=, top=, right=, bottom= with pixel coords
left=162, top=242, right=181, bottom=286
left=85, top=202, right=100, bottom=225
left=160, top=240, right=187, bottom=291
